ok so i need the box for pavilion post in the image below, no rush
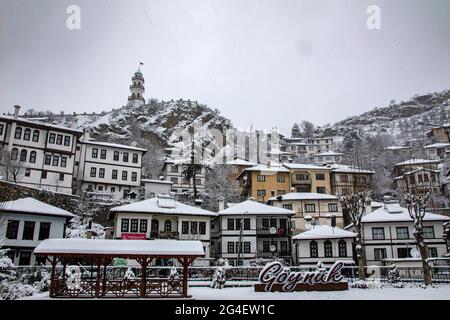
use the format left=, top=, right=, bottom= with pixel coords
left=102, top=262, right=108, bottom=296
left=95, top=259, right=102, bottom=298
left=49, top=256, right=57, bottom=298
left=139, top=257, right=149, bottom=298
left=182, top=257, right=189, bottom=298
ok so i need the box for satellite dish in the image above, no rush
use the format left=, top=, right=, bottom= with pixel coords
left=410, top=247, right=421, bottom=258
left=270, top=244, right=277, bottom=252
left=269, top=227, right=277, bottom=235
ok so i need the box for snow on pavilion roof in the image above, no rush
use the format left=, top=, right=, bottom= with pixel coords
left=34, top=238, right=205, bottom=257
left=0, top=197, right=74, bottom=218
left=292, top=225, right=357, bottom=240
left=218, top=200, right=294, bottom=216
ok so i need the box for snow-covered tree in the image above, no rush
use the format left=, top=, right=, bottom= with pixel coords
left=404, top=192, right=432, bottom=285
left=291, top=123, right=301, bottom=138
left=340, top=192, right=371, bottom=280
left=203, top=164, right=241, bottom=212
left=0, top=148, right=25, bottom=183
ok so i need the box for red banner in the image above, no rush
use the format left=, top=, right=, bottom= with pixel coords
left=122, top=233, right=147, bottom=240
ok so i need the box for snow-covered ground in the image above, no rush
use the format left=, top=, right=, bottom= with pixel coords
left=21, top=285, right=450, bottom=300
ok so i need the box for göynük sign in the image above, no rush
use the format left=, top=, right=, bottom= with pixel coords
left=254, top=261, right=348, bottom=292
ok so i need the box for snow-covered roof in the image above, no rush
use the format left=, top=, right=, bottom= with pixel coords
left=395, top=159, right=439, bottom=166
left=226, top=158, right=258, bottom=166
left=0, top=115, right=83, bottom=134
left=34, top=238, right=204, bottom=256
left=0, top=197, right=74, bottom=218
left=110, top=195, right=217, bottom=217
left=423, top=143, right=450, bottom=149
left=292, top=225, right=357, bottom=240
left=313, top=151, right=344, bottom=157
left=361, top=203, right=450, bottom=223
left=82, top=140, right=147, bottom=152
left=267, top=192, right=338, bottom=201
left=385, top=145, right=410, bottom=151
left=141, top=179, right=173, bottom=185
left=326, top=164, right=375, bottom=174
left=242, top=164, right=290, bottom=173
left=218, top=200, right=294, bottom=216
left=282, top=163, right=331, bottom=170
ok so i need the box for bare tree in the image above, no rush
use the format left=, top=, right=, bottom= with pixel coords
left=404, top=192, right=432, bottom=285
left=0, top=149, right=25, bottom=183
left=340, top=192, right=371, bottom=280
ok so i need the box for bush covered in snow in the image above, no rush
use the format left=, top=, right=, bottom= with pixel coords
left=349, top=280, right=383, bottom=289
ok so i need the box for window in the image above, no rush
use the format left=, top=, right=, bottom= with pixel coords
left=423, top=226, right=435, bottom=239
left=310, top=241, right=318, bottom=258
left=171, top=165, right=178, bottom=173
left=191, top=221, right=198, bottom=234
left=305, top=204, right=316, bottom=213
left=0, top=124, right=3, bottom=136
left=29, top=151, right=36, bottom=164
left=227, top=242, right=234, bottom=254
left=121, top=219, right=129, bottom=232
left=280, top=241, right=288, bottom=254
left=6, top=220, right=19, bottom=239
left=64, top=136, right=70, bottom=146
left=22, top=221, right=35, bottom=240
left=243, top=219, right=250, bottom=230
left=11, top=148, right=18, bottom=160
left=132, top=154, right=138, bottom=163
left=257, top=175, right=266, bottom=182
left=257, top=190, right=266, bottom=198
left=122, top=171, right=128, bottom=180
left=270, top=218, right=277, bottom=228
left=15, top=127, right=22, bottom=139
left=24, top=168, right=31, bottom=177
left=131, top=172, right=137, bottom=182
left=164, top=220, right=172, bottom=232
left=324, top=240, right=333, bottom=257
left=429, top=247, right=438, bottom=258
left=123, top=189, right=130, bottom=198
left=130, top=219, right=139, bottom=232
left=340, top=175, right=348, bottom=182
left=296, top=173, right=309, bottom=181
left=18, top=252, right=31, bottom=266
left=59, top=156, right=67, bottom=168
left=49, top=133, right=56, bottom=144
left=243, top=242, right=251, bottom=254
left=41, top=171, right=47, bottom=179
left=374, top=248, right=387, bottom=261
left=59, top=173, right=64, bottom=181
left=92, top=148, right=98, bottom=158
left=194, top=178, right=201, bottom=185
left=328, top=203, right=338, bottom=212
left=100, top=149, right=107, bottom=159
left=23, top=128, right=31, bottom=141
left=20, top=149, right=27, bottom=162
left=113, top=151, right=119, bottom=161
left=262, top=218, right=269, bottom=228
left=38, top=222, right=51, bottom=240
left=170, top=177, right=178, bottom=184
left=236, top=218, right=242, bottom=231
left=372, top=227, right=385, bottom=240
left=396, top=227, right=409, bottom=239
left=397, top=247, right=411, bottom=259
left=112, top=170, right=118, bottom=180
left=283, top=204, right=293, bottom=210
left=56, top=134, right=63, bottom=145
left=316, top=173, right=325, bottom=181
left=123, top=152, right=129, bottom=162
left=199, top=222, right=206, bottom=235
left=277, top=175, right=285, bottom=183
left=44, top=154, right=51, bottom=165
left=263, top=241, right=270, bottom=253
left=338, top=240, right=347, bottom=257
left=140, top=220, right=148, bottom=233
left=99, top=168, right=105, bottom=178
left=90, top=167, right=96, bottom=177
left=316, top=187, right=326, bottom=194
left=52, top=155, right=59, bottom=166
left=182, top=221, right=189, bottom=234
left=98, top=186, right=103, bottom=191
left=227, top=219, right=235, bottom=230
left=111, top=187, right=115, bottom=193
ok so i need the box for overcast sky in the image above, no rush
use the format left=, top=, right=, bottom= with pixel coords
left=1, top=0, right=449, bottom=134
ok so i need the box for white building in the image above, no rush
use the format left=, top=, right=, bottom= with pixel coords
left=0, top=197, right=74, bottom=265
left=423, top=142, right=450, bottom=161
left=74, top=130, right=146, bottom=201
left=141, top=179, right=173, bottom=199
left=162, top=160, right=206, bottom=195
left=308, top=151, right=347, bottom=165
left=0, top=106, right=82, bottom=194
left=280, top=137, right=334, bottom=163
left=108, top=195, right=217, bottom=264
left=212, top=199, right=295, bottom=266
left=292, top=223, right=356, bottom=266
left=357, top=202, right=450, bottom=267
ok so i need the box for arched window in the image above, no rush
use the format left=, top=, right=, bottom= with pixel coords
left=20, top=149, right=27, bottom=162
left=164, top=220, right=172, bottom=232
left=11, top=148, right=18, bottom=160
left=310, top=241, right=318, bottom=258
left=14, top=127, right=22, bottom=139
left=338, top=239, right=347, bottom=257
left=324, top=240, right=333, bottom=258
left=32, top=130, right=40, bottom=142
left=29, top=151, right=37, bottom=164
left=23, top=128, right=31, bottom=141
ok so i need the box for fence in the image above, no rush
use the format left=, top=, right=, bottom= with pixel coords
left=14, top=265, right=450, bottom=285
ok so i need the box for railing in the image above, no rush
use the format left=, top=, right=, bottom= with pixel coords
left=130, top=84, right=144, bottom=90
left=256, top=228, right=291, bottom=237
left=150, top=231, right=179, bottom=239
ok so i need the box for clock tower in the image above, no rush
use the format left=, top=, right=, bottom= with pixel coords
left=127, top=63, right=145, bottom=107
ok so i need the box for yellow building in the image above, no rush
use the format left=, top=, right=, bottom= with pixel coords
left=282, top=163, right=332, bottom=194
left=236, top=164, right=291, bottom=203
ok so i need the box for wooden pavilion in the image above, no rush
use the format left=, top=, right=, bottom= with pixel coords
left=34, top=238, right=204, bottom=298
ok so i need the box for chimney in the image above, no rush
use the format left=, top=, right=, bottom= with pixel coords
left=218, top=196, right=225, bottom=212
left=325, top=213, right=332, bottom=226
left=304, top=215, right=313, bottom=230
left=13, top=105, right=21, bottom=119
left=83, top=128, right=91, bottom=141
left=71, top=117, right=78, bottom=129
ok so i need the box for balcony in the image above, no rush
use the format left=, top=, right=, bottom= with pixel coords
left=256, top=228, right=291, bottom=237
left=130, top=84, right=145, bottom=90
left=149, top=231, right=179, bottom=239
left=128, top=96, right=145, bottom=101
